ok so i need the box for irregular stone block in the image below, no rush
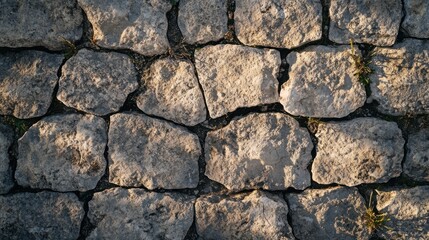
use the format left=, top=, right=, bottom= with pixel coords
left=0, top=191, right=84, bottom=240
left=402, top=0, right=429, bottom=38
left=286, top=187, right=370, bottom=240
left=178, top=0, right=228, bottom=44
left=0, top=0, right=83, bottom=50
left=16, top=114, right=107, bottom=192
left=195, top=44, right=280, bottom=118
left=329, top=0, right=402, bottom=46
left=0, top=124, right=14, bottom=194
left=235, top=0, right=322, bottom=48
left=0, top=51, right=62, bottom=119
left=196, top=190, right=295, bottom=239
left=78, top=0, right=171, bottom=56
left=57, top=49, right=138, bottom=116
left=280, top=45, right=366, bottom=118
left=137, top=58, right=207, bottom=126
left=404, top=129, right=429, bottom=182
left=369, top=39, right=429, bottom=116
left=205, top=113, right=313, bottom=191
left=312, top=118, right=404, bottom=186
left=88, top=188, right=194, bottom=240
left=108, top=113, right=200, bottom=190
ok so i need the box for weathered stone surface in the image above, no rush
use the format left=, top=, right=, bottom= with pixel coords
left=178, top=0, right=228, bottom=44
left=286, top=187, right=370, bottom=240
left=57, top=49, right=138, bottom=116
left=195, top=44, right=280, bottom=118
left=0, top=51, right=62, bottom=119
left=137, top=58, right=207, bottom=126
left=196, top=190, right=295, bottom=240
left=79, top=0, right=171, bottom=56
left=0, top=124, right=14, bottom=194
left=88, top=188, right=194, bottom=240
left=16, top=114, right=107, bottom=192
left=376, top=186, right=429, bottom=239
left=402, top=0, right=429, bottom=38
left=235, top=0, right=322, bottom=48
left=312, top=118, right=404, bottom=186
left=368, top=39, right=429, bottom=116
left=404, top=129, right=429, bottom=182
left=0, top=191, right=84, bottom=240
left=108, top=113, right=200, bottom=189
left=329, top=0, right=402, bottom=46
left=205, top=113, right=313, bottom=191
left=280, top=45, right=366, bottom=118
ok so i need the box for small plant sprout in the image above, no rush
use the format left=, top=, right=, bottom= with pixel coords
left=349, top=39, right=373, bottom=86
left=364, top=190, right=392, bottom=234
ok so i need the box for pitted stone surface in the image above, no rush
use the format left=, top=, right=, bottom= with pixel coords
left=329, top=0, right=402, bottom=46
left=16, top=114, right=107, bottom=192
left=312, top=118, right=404, bottom=186
left=235, top=0, right=322, bottom=48
left=195, top=44, right=280, bottom=118
left=0, top=0, right=83, bottom=50
left=0, top=51, right=62, bottom=119
left=404, top=129, right=429, bottom=182
left=178, top=0, right=228, bottom=44
left=137, top=58, right=207, bottom=126
left=368, top=39, right=429, bottom=116
left=0, top=191, right=84, bottom=240
left=286, top=187, right=370, bottom=240
left=57, top=49, right=138, bottom=116
left=79, top=0, right=171, bottom=56
left=88, top=188, right=194, bottom=240
left=280, top=45, right=366, bottom=118
left=376, top=186, right=429, bottom=240
left=402, top=0, right=429, bottom=38
left=108, top=113, right=200, bottom=190
left=196, top=190, right=295, bottom=240
left=0, top=124, right=14, bottom=194
left=205, top=113, right=313, bottom=191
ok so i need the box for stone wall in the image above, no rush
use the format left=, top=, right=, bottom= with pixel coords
left=0, top=0, right=428, bottom=239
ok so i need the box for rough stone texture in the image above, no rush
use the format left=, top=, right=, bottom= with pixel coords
left=79, top=0, right=171, bottom=56
left=195, top=44, right=280, bottom=118
left=376, top=186, right=429, bottom=240
left=196, top=190, right=295, bottom=240
left=0, top=191, right=84, bottom=240
left=235, top=0, right=322, bottom=48
left=88, top=188, right=194, bottom=240
left=286, top=187, right=370, bottom=240
left=0, top=124, right=14, bottom=194
left=108, top=113, right=200, bottom=190
left=280, top=45, right=366, bottom=118
left=57, top=49, right=138, bottom=116
left=312, top=118, right=404, bottom=186
left=329, top=0, right=402, bottom=46
left=0, top=51, right=62, bottom=119
left=402, top=0, right=429, bottom=38
left=0, top=0, right=83, bottom=50
left=368, top=39, right=429, bottom=116
left=16, top=114, right=107, bottom=192
left=178, top=0, right=228, bottom=44
left=137, top=58, right=207, bottom=126
left=404, top=129, right=429, bottom=182
left=205, top=113, right=313, bottom=191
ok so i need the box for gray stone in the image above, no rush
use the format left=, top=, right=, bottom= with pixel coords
left=280, top=45, right=366, bottom=118
left=404, top=129, right=429, bottom=182
left=235, top=0, right=322, bottom=48
left=57, top=49, right=138, bottom=116
left=0, top=0, right=83, bottom=50
left=108, top=113, right=200, bottom=190
left=0, top=124, right=14, bottom=194
left=329, top=0, right=402, bottom=46
left=16, top=114, right=107, bottom=192
left=205, top=113, right=313, bottom=191
left=195, top=44, right=280, bottom=118
left=402, top=0, right=429, bottom=38
left=368, top=39, right=429, bottom=116
left=78, top=0, right=171, bottom=56
left=178, top=0, right=228, bottom=44
left=376, top=186, right=429, bottom=240
left=0, top=191, right=84, bottom=240
left=88, top=188, right=194, bottom=240
left=0, top=51, right=62, bottom=119
left=312, top=118, right=404, bottom=186
left=196, top=190, right=295, bottom=240
left=137, top=58, right=207, bottom=126
left=286, top=187, right=370, bottom=240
